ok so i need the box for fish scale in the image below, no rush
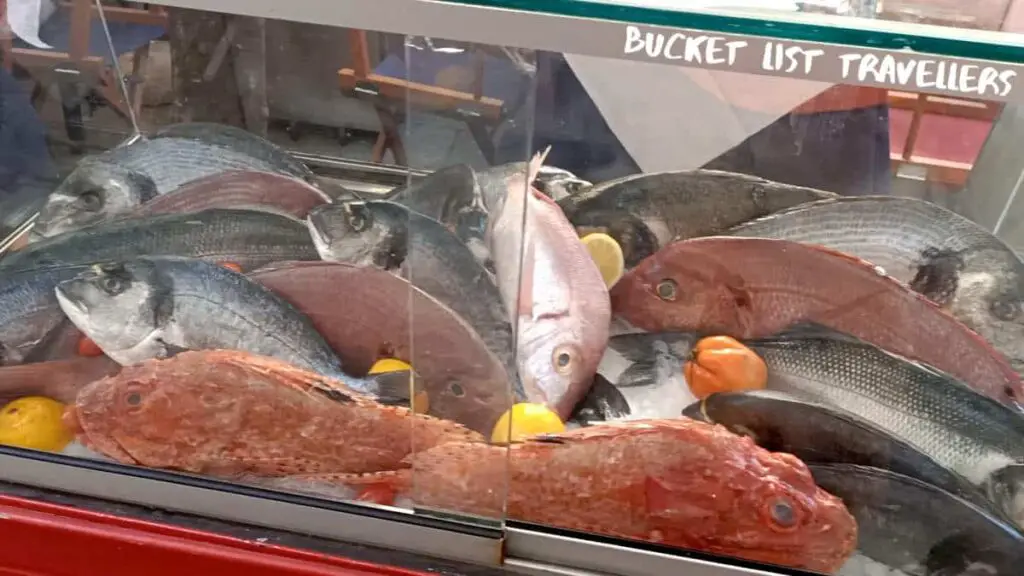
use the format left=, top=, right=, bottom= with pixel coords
left=96, top=138, right=288, bottom=193
left=0, top=209, right=319, bottom=274
left=749, top=336, right=1024, bottom=485
left=727, top=196, right=1007, bottom=286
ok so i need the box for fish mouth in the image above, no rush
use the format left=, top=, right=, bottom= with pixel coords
left=305, top=212, right=334, bottom=258
left=54, top=282, right=89, bottom=319
left=62, top=405, right=139, bottom=465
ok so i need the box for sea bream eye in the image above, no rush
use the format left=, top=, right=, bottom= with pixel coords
left=100, top=275, right=125, bottom=294
left=78, top=191, right=103, bottom=211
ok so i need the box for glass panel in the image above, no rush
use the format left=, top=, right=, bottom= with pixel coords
left=0, top=2, right=520, bottom=532
left=479, top=49, right=1024, bottom=576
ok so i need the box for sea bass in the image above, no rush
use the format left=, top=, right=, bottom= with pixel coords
left=366, top=419, right=856, bottom=573
left=1, top=209, right=319, bottom=274
left=34, top=137, right=297, bottom=238
left=53, top=257, right=394, bottom=394
left=738, top=325, right=1024, bottom=528
left=485, top=152, right=610, bottom=418
left=811, top=464, right=1024, bottom=576
left=248, top=261, right=513, bottom=434
left=683, top=390, right=998, bottom=522
left=557, top=170, right=837, bottom=267
left=610, top=237, right=1024, bottom=408
left=727, top=196, right=1024, bottom=376
left=306, top=200, right=522, bottom=401
left=63, top=350, right=481, bottom=478
left=153, top=122, right=316, bottom=183
left=131, top=170, right=330, bottom=220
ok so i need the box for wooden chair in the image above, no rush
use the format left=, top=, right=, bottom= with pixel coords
left=0, top=0, right=167, bottom=145
left=338, top=30, right=510, bottom=166
left=888, top=90, right=1003, bottom=187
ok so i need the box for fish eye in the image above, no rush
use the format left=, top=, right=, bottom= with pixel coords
left=656, top=279, right=678, bottom=301
left=449, top=382, right=465, bottom=397
left=125, top=392, right=142, bottom=406
left=991, top=299, right=1021, bottom=321
left=551, top=345, right=578, bottom=375
left=78, top=191, right=103, bottom=211
left=100, top=275, right=125, bottom=294
left=767, top=498, right=798, bottom=529
left=344, top=204, right=370, bottom=232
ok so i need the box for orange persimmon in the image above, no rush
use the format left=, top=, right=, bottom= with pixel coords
left=684, top=336, right=767, bottom=400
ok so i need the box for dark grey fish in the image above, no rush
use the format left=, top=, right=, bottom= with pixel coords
left=556, top=169, right=837, bottom=267
left=153, top=123, right=316, bottom=183
left=568, top=333, right=695, bottom=426
left=727, top=196, right=1024, bottom=377
left=743, top=324, right=1024, bottom=529
left=34, top=138, right=298, bottom=238
left=54, top=257, right=391, bottom=396
left=384, top=162, right=587, bottom=269
left=2, top=208, right=319, bottom=274
left=0, top=265, right=89, bottom=364
left=682, top=390, right=991, bottom=515
left=810, top=464, right=1024, bottom=575
left=306, top=200, right=524, bottom=401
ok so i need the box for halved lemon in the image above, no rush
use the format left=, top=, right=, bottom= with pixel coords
left=0, top=397, right=74, bottom=452
left=491, top=403, right=565, bottom=444
left=581, top=232, right=625, bottom=288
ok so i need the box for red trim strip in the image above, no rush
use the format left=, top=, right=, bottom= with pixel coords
left=0, top=494, right=432, bottom=576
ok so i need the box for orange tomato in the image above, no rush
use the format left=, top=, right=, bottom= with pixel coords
left=220, top=262, right=243, bottom=273
left=684, top=336, right=767, bottom=400
left=76, top=336, right=105, bottom=358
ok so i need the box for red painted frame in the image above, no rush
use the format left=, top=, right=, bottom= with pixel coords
left=0, top=494, right=433, bottom=576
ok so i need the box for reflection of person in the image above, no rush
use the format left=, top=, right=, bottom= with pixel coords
left=703, top=85, right=892, bottom=196
left=497, top=53, right=891, bottom=197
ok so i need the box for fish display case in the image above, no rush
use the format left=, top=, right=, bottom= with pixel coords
left=2, top=0, right=1024, bottom=575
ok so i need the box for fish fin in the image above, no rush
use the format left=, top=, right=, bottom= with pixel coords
left=761, top=322, right=861, bottom=343
left=568, top=373, right=631, bottom=426
left=984, top=464, right=1024, bottom=530
left=123, top=170, right=159, bottom=203
left=153, top=339, right=191, bottom=360
left=369, top=370, right=414, bottom=406
left=307, top=380, right=356, bottom=404
left=527, top=147, right=552, bottom=185
left=910, top=248, right=965, bottom=307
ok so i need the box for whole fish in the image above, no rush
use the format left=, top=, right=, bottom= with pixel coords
left=63, top=350, right=481, bottom=478
left=33, top=138, right=298, bottom=238
left=0, top=265, right=88, bottom=364
left=2, top=209, right=319, bottom=274
left=248, top=261, right=512, bottom=433
left=810, top=464, right=1024, bottom=575
left=385, top=162, right=589, bottom=268
left=557, top=170, right=837, bottom=267
left=569, top=333, right=696, bottom=426
left=735, top=325, right=1024, bottom=528
left=130, top=170, right=330, bottom=220
left=727, top=196, right=1024, bottom=377
left=363, top=419, right=857, bottom=573
left=485, top=153, right=610, bottom=418
left=610, top=237, right=1024, bottom=408
left=53, top=257, right=402, bottom=397
left=306, top=200, right=523, bottom=401
left=153, top=122, right=316, bottom=183
left=682, top=390, right=995, bottom=519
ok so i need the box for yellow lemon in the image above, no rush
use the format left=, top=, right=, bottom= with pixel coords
left=581, top=233, right=625, bottom=288
left=491, top=403, right=565, bottom=444
left=0, top=397, right=74, bottom=452
left=368, top=358, right=428, bottom=414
